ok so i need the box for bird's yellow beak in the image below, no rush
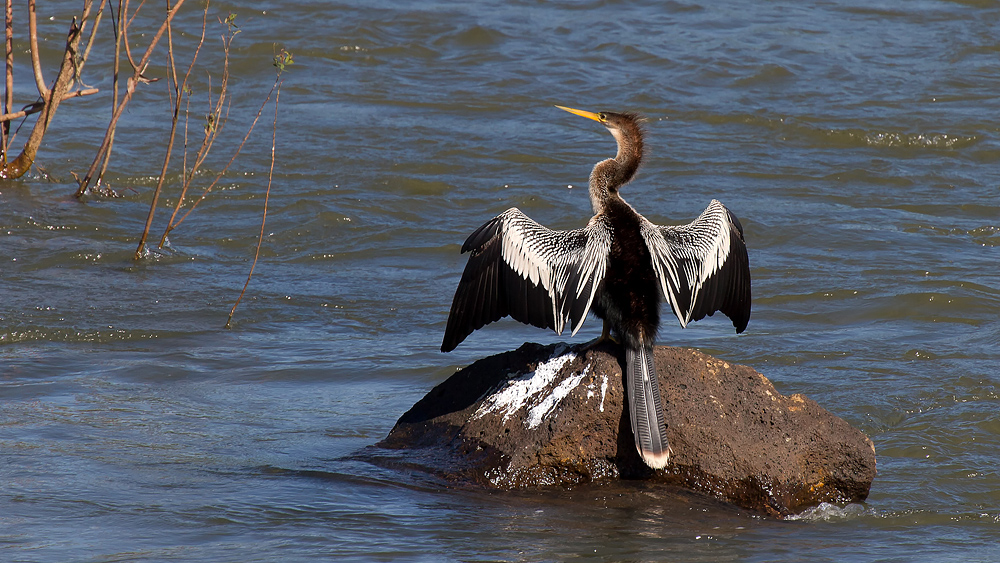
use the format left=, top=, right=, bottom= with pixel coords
left=555, top=105, right=603, bottom=123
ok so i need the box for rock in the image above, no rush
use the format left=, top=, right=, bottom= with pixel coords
left=371, top=341, right=876, bottom=518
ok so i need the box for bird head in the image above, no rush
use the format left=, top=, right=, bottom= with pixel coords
left=555, top=106, right=637, bottom=143
left=556, top=105, right=645, bottom=188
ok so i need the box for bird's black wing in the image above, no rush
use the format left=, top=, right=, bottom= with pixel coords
left=640, top=199, right=751, bottom=333
left=441, top=208, right=611, bottom=352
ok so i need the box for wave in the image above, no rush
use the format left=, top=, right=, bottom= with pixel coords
left=677, top=110, right=980, bottom=150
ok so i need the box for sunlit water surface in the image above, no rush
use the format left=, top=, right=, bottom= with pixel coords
left=2, top=0, right=1000, bottom=561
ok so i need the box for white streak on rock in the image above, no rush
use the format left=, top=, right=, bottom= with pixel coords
left=526, top=366, right=589, bottom=429
left=473, top=351, right=577, bottom=424
left=599, top=374, right=608, bottom=413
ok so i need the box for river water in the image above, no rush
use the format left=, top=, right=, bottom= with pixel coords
left=2, top=0, right=999, bottom=561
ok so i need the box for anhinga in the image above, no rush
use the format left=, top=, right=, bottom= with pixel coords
left=441, top=106, right=751, bottom=469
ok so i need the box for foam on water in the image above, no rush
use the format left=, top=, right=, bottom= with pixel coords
left=786, top=502, right=874, bottom=522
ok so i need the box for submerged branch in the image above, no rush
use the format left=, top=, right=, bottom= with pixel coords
left=226, top=77, right=282, bottom=329
left=1, top=5, right=93, bottom=179
left=134, top=1, right=183, bottom=259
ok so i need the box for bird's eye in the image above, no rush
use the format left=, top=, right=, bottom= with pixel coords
left=598, top=113, right=607, bottom=121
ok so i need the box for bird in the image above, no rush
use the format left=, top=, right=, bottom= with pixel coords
left=440, top=105, right=751, bottom=470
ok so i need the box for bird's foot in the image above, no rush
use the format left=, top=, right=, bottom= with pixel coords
left=583, top=334, right=618, bottom=350
left=583, top=321, right=618, bottom=350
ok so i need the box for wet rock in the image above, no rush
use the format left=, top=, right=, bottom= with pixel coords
left=371, top=342, right=876, bottom=518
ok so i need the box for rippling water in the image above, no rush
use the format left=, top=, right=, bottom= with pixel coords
left=2, top=0, right=1000, bottom=561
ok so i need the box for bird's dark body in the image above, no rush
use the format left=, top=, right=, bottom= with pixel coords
left=592, top=198, right=661, bottom=350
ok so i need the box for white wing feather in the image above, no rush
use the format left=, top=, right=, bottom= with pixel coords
left=641, top=199, right=740, bottom=327
left=496, top=209, right=611, bottom=334
left=441, top=208, right=612, bottom=352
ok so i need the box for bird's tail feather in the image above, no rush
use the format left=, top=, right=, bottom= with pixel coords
left=625, top=344, right=671, bottom=469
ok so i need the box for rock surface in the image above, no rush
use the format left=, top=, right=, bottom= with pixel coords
left=372, top=342, right=876, bottom=518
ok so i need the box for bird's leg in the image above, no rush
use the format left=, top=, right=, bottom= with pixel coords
left=599, top=319, right=614, bottom=343
left=583, top=319, right=618, bottom=350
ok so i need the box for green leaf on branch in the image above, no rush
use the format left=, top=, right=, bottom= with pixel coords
left=273, top=49, right=294, bottom=73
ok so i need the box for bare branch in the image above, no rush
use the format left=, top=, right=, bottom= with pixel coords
left=126, top=0, right=146, bottom=30
left=122, top=0, right=148, bottom=74
left=134, top=0, right=186, bottom=259
left=27, top=0, right=49, bottom=99
left=1, top=4, right=95, bottom=179
left=75, top=0, right=187, bottom=197
left=227, top=78, right=282, bottom=328
left=3, top=0, right=12, bottom=162
left=0, top=88, right=99, bottom=122
left=96, top=0, right=126, bottom=187
left=165, top=46, right=291, bottom=236
left=157, top=2, right=211, bottom=248
left=166, top=76, right=277, bottom=234
left=77, top=0, right=109, bottom=89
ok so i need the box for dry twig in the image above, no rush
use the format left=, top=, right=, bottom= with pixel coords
left=134, top=1, right=210, bottom=259
left=226, top=49, right=292, bottom=328
left=226, top=81, right=282, bottom=329
left=157, top=9, right=236, bottom=248
left=3, top=0, right=13, bottom=162
left=74, top=0, right=187, bottom=197
left=1, top=1, right=98, bottom=179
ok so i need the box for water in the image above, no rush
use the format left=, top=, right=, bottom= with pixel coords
left=2, top=0, right=1000, bottom=560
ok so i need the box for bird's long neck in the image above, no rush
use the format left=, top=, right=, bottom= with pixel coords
left=589, top=120, right=644, bottom=214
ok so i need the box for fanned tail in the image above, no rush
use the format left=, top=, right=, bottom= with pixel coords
left=625, top=344, right=671, bottom=469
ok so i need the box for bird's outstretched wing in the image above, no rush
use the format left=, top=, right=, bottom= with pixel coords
left=441, top=208, right=612, bottom=352
left=641, top=199, right=751, bottom=333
